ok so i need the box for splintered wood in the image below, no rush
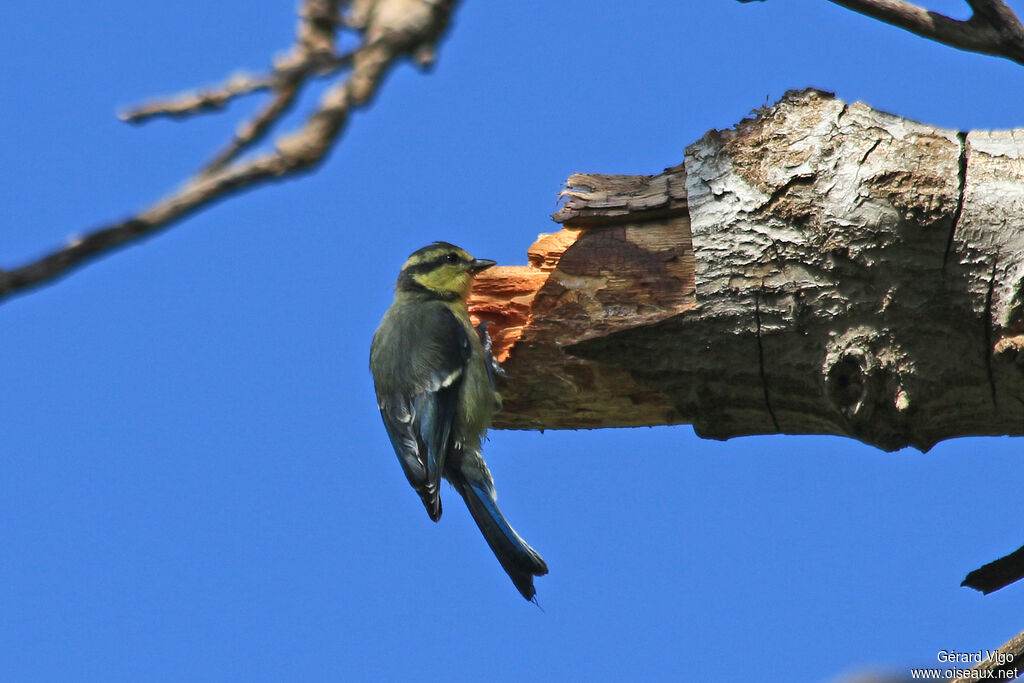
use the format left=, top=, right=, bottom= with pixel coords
left=469, top=166, right=695, bottom=430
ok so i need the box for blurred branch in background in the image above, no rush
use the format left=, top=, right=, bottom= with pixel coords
left=0, top=0, right=461, bottom=305
left=738, top=0, right=1024, bottom=66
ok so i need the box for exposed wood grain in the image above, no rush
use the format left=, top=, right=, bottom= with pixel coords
left=470, top=218, right=696, bottom=430
left=471, top=88, right=1024, bottom=453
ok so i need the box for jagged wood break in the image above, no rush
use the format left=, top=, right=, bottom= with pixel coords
left=469, top=88, right=1024, bottom=452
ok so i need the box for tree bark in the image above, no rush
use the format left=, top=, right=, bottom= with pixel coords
left=469, top=88, right=1024, bottom=452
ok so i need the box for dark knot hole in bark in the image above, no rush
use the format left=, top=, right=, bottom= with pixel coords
left=827, top=353, right=869, bottom=420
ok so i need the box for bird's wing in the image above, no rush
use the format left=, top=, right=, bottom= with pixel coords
left=377, top=305, right=470, bottom=521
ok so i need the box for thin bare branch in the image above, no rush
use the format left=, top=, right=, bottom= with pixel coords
left=121, top=0, right=347, bottom=125
left=1, top=0, right=460, bottom=304
left=963, top=544, right=1024, bottom=594
left=968, top=0, right=1024, bottom=35
left=298, top=0, right=343, bottom=53
left=824, top=0, right=1024, bottom=64
left=117, top=51, right=359, bottom=125
left=739, top=0, right=1024, bottom=65
left=120, top=2, right=343, bottom=126
left=199, top=43, right=374, bottom=174
left=214, top=0, right=344, bottom=173
left=118, top=71, right=275, bottom=123
left=200, top=81, right=303, bottom=175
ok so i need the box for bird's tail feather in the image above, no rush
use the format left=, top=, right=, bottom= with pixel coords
left=451, top=473, right=548, bottom=601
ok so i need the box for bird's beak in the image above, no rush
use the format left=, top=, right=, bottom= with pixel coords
left=469, top=258, right=497, bottom=273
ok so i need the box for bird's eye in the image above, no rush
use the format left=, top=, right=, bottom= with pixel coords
left=445, top=253, right=460, bottom=264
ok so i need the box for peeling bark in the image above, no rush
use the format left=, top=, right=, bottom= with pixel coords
left=469, top=88, right=1024, bottom=451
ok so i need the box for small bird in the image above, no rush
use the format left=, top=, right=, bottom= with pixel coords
left=370, top=242, right=548, bottom=601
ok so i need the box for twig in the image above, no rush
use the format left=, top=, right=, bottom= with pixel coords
left=198, top=0, right=347, bottom=173
left=118, top=52, right=352, bottom=125
left=963, top=544, right=1024, bottom=594
left=739, top=0, right=1024, bottom=66
left=119, top=0, right=347, bottom=125
left=0, top=0, right=460, bottom=305
left=118, top=71, right=275, bottom=123
left=828, top=0, right=1024, bottom=63
left=200, top=79, right=303, bottom=175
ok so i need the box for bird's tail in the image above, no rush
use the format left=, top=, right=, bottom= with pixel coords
left=450, top=471, right=548, bottom=601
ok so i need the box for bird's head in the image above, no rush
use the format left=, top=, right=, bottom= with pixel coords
left=396, top=242, right=496, bottom=300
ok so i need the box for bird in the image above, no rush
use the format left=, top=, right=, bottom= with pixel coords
left=370, top=242, right=548, bottom=601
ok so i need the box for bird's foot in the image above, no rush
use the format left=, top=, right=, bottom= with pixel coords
left=476, top=321, right=510, bottom=385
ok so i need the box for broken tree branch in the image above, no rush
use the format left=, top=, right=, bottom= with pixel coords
left=469, top=89, right=1024, bottom=452
left=467, top=88, right=1024, bottom=604
left=0, top=0, right=461, bottom=305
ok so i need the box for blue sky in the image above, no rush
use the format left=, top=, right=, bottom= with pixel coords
left=1, top=1, right=1022, bottom=681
